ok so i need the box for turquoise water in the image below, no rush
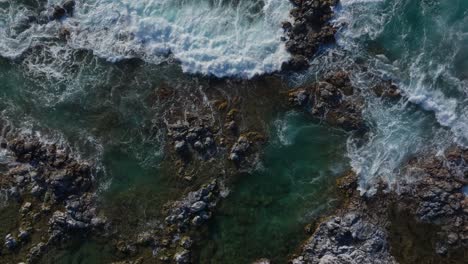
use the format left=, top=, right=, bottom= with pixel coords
left=198, top=112, right=349, bottom=263
left=324, top=0, right=468, bottom=194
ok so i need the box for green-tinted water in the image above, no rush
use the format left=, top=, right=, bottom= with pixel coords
left=1, top=0, right=467, bottom=262
left=198, top=112, right=349, bottom=263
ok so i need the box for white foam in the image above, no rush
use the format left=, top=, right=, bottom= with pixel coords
left=329, top=0, right=468, bottom=195
left=42, top=0, right=292, bottom=78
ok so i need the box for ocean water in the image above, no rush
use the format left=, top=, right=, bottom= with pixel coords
left=0, top=0, right=467, bottom=262
left=1, top=0, right=291, bottom=78
left=324, top=0, right=468, bottom=194
left=198, top=112, right=349, bottom=263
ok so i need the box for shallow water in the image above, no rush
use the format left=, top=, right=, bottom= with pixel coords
left=197, top=112, right=349, bottom=263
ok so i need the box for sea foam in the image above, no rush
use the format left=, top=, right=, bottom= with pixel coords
left=331, top=0, right=468, bottom=195
left=50, top=0, right=292, bottom=78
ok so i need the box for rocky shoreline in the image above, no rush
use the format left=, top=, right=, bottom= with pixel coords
left=282, top=0, right=338, bottom=71
left=0, top=121, right=107, bottom=263
left=290, top=143, right=468, bottom=264
left=0, top=0, right=467, bottom=264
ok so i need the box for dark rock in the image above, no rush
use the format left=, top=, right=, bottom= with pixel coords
left=282, top=55, right=309, bottom=71
left=292, top=213, right=396, bottom=264
left=4, top=234, right=18, bottom=250
left=28, top=242, right=47, bottom=262
left=204, top=137, right=214, bottom=147
left=136, top=231, right=154, bottom=246
left=193, top=141, right=204, bottom=151
left=52, top=6, right=66, bottom=20
left=18, top=229, right=30, bottom=241
left=62, top=0, right=76, bottom=14
left=174, top=140, right=188, bottom=154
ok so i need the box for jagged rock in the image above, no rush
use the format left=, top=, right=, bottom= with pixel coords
left=288, top=72, right=366, bottom=131
left=293, top=213, right=396, bottom=264
left=282, top=0, right=338, bottom=70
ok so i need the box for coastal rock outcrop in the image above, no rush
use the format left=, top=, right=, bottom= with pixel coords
left=0, top=123, right=106, bottom=263
left=282, top=0, right=339, bottom=71
left=288, top=71, right=366, bottom=132
left=292, top=213, right=397, bottom=264
left=396, top=147, right=468, bottom=253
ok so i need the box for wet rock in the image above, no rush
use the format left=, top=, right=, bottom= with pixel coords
left=229, top=136, right=250, bottom=162
left=30, top=183, right=44, bottom=196
left=52, top=6, right=66, bottom=20
left=193, top=140, right=204, bottom=151
left=8, top=186, right=20, bottom=199
left=28, top=242, right=47, bottom=262
left=186, top=132, right=198, bottom=142
left=20, top=202, right=32, bottom=214
left=396, top=147, right=468, bottom=250
left=282, top=0, right=338, bottom=70
left=204, top=137, right=214, bottom=147
left=90, top=217, right=106, bottom=228
left=179, top=236, right=193, bottom=249
left=372, top=81, right=402, bottom=99
left=225, top=120, right=237, bottom=132
left=435, top=241, right=448, bottom=256
left=175, top=140, right=188, bottom=154
left=191, top=215, right=203, bottom=226
left=288, top=89, right=310, bottom=107
left=174, top=249, right=190, bottom=264
left=4, top=234, right=18, bottom=250
left=18, top=229, right=30, bottom=241
left=293, top=213, right=396, bottom=264
left=281, top=55, right=309, bottom=71
left=116, top=240, right=137, bottom=256
left=288, top=72, right=366, bottom=131
left=190, top=201, right=207, bottom=213
left=0, top=126, right=103, bottom=259
left=62, top=0, right=76, bottom=15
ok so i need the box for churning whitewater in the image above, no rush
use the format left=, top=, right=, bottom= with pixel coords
left=330, top=0, right=468, bottom=194
left=0, top=0, right=292, bottom=78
